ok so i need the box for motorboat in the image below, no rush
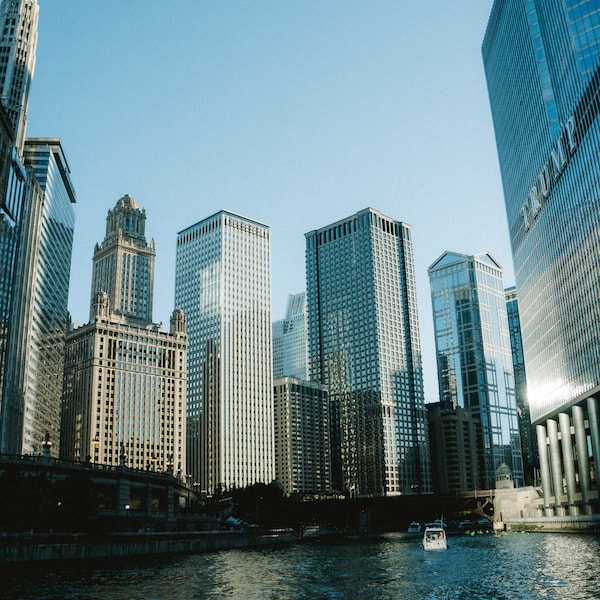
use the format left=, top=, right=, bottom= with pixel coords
left=407, top=521, right=422, bottom=534
left=422, top=526, right=448, bottom=550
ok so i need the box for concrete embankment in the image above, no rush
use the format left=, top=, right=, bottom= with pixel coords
left=504, top=514, right=600, bottom=533
left=0, top=529, right=297, bottom=564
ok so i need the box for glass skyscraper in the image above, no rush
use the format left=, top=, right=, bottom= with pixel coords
left=175, top=210, right=274, bottom=492
left=505, top=286, right=538, bottom=486
left=1, top=138, right=75, bottom=455
left=428, top=252, right=523, bottom=490
left=0, top=104, right=26, bottom=409
left=483, top=1, right=600, bottom=515
left=272, top=291, right=308, bottom=380
left=305, top=207, right=430, bottom=496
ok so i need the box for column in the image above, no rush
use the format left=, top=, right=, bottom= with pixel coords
left=547, top=418, right=565, bottom=516
left=588, top=397, right=600, bottom=488
left=558, top=412, right=577, bottom=515
left=536, top=424, right=553, bottom=517
left=572, top=405, right=591, bottom=514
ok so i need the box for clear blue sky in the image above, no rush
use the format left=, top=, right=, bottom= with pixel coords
left=26, top=0, right=509, bottom=404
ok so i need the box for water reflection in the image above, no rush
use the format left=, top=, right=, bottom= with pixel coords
left=1, top=532, right=599, bottom=599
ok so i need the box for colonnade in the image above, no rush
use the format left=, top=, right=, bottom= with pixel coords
left=536, top=397, right=600, bottom=516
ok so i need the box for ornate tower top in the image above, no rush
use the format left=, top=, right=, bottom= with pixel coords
left=89, top=195, right=155, bottom=324
left=103, top=194, right=148, bottom=246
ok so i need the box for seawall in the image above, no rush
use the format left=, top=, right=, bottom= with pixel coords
left=504, top=515, right=600, bottom=533
left=0, top=529, right=297, bottom=564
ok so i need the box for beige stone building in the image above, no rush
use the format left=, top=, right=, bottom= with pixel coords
left=60, top=196, right=187, bottom=476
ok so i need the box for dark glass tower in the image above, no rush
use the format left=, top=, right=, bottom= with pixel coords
left=483, top=1, right=600, bottom=515
left=305, top=207, right=430, bottom=497
left=505, top=286, right=538, bottom=486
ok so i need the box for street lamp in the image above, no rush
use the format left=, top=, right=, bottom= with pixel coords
left=42, top=431, right=53, bottom=458
left=92, top=437, right=100, bottom=464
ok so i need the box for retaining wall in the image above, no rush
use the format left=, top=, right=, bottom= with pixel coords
left=0, top=530, right=297, bottom=563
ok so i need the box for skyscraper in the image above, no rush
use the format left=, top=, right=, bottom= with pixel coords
left=483, top=2, right=600, bottom=515
left=0, top=102, right=26, bottom=408
left=61, top=196, right=187, bottom=475
left=273, top=376, right=330, bottom=496
left=0, top=0, right=38, bottom=155
left=272, top=291, right=308, bottom=380
left=428, top=251, right=523, bottom=489
left=175, top=210, right=274, bottom=492
left=89, top=195, right=155, bottom=324
left=505, top=286, right=538, bottom=486
left=1, top=138, right=75, bottom=455
left=305, top=207, right=430, bottom=496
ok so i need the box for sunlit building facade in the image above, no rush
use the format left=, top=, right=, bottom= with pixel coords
left=428, top=252, right=523, bottom=489
left=89, top=195, right=155, bottom=325
left=61, top=196, right=187, bottom=475
left=483, top=1, right=600, bottom=514
left=306, top=207, right=430, bottom=496
left=175, top=210, right=274, bottom=492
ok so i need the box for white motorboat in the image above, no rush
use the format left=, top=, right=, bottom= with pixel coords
left=407, top=521, right=422, bottom=534
left=422, top=526, right=448, bottom=550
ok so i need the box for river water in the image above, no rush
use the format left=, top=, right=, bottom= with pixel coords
left=1, top=532, right=599, bottom=599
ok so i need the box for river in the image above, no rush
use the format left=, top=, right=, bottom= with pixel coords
left=1, top=531, right=599, bottom=599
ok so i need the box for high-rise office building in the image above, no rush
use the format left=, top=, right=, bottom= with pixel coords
left=0, top=0, right=38, bottom=154
left=428, top=251, right=523, bottom=489
left=272, top=292, right=308, bottom=380
left=426, top=402, right=479, bottom=495
left=1, top=138, right=75, bottom=455
left=61, top=196, right=187, bottom=475
left=0, top=0, right=39, bottom=455
left=483, top=1, right=600, bottom=515
left=273, top=376, right=330, bottom=496
left=175, top=210, right=274, bottom=492
left=0, top=102, right=26, bottom=406
left=305, top=207, right=430, bottom=496
left=505, top=286, right=538, bottom=486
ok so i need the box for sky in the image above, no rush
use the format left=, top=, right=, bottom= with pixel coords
left=26, top=0, right=509, bottom=404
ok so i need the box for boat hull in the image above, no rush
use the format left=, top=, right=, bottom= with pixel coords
left=422, top=527, right=448, bottom=550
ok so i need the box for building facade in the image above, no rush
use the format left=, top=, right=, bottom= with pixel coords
left=305, top=207, right=430, bottom=496
left=483, top=1, right=600, bottom=515
left=175, top=210, right=274, bottom=492
left=1, top=138, right=75, bottom=456
left=505, top=286, right=538, bottom=486
left=272, top=291, right=308, bottom=380
left=61, top=196, right=187, bottom=475
left=0, top=0, right=38, bottom=154
left=273, top=376, right=330, bottom=496
left=428, top=251, right=523, bottom=490
left=89, top=195, right=155, bottom=325
left=0, top=102, right=25, bottom=409
left=426, top=402, right=479, bottom=496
